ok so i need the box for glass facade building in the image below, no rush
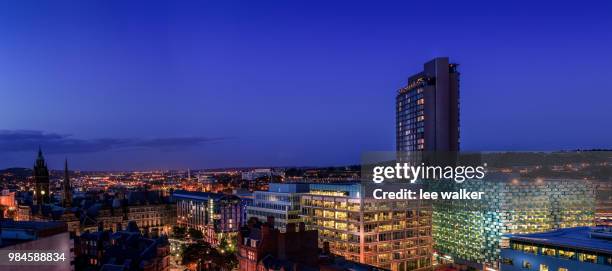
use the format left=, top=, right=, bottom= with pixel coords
left=301, top=183, right=433, bottom=271
left=431, top=178, right=596, bottom=270
left=173, top=190, right=244, bottom=245
left=246, top=183, right=309, bottom=231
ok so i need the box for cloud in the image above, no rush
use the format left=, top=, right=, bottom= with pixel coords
left=0, top=130, right=225, bottom=153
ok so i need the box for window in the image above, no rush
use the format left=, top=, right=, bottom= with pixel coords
left=522, top=245, right=538, bottom=254
left=522, top=261, right=532, bottom=269
left=558, top=250, right=575, bottom=260
left=502, top=258, right=513, bottom=265
left=579, top=253, right=597, bottom=263
left=247, top=250, right=255, bottom=261
left=540, top=264, right=549, bottom=271
left=541, top=247, right=556, bottom=256
left=558, top=268, right=568, bottom=271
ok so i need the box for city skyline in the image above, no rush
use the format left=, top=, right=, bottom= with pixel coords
left=1, top=0, right=612, bottom=170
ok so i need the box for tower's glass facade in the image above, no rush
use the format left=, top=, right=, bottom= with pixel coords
left=396, top=57, right=459, bottom=152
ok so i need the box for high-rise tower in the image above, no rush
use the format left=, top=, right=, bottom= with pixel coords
left=33, top=147, right=50, bottom=205
left=396, top=57, right=460, bottom=152
left=63, top=158, right=72, bottom=207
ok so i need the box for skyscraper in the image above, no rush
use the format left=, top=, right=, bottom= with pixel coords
left=33, top=147, right=50, bottom=206
left=396, top=57, right=460, bottom=152
left=391, top=57, right=460, bottom=271
left=63, top=159, right=72, bottom=208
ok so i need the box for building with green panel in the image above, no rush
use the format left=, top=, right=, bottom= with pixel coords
left=431, top=177, right=596, bottom=270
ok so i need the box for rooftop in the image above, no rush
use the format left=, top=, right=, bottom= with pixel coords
left=172, top=190, right=239, bottom=201
left=507, top=227, right=612, bottom=255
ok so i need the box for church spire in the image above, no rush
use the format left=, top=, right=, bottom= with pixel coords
left=37, top=146, right=43, bottom=159
left=33, top=147, right=50, bottom=206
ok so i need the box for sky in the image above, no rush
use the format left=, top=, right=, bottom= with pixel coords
left=1, top=0, right=611, bottom=170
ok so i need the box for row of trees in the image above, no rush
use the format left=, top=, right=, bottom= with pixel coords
left=171, top=226, right=237, bottom=271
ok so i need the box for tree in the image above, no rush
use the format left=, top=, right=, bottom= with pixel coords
left=182, top=242, right=237, bottom=271
left=172, top=226, right=186, bottom=238
left=182, top=243, right=214, bottom=270
left=188, top=228, right=204, bottom=240
left=217, top=235, right=236, bottom=254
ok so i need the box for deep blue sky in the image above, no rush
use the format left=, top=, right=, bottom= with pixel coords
left=1, top=0, right=611, bottom=170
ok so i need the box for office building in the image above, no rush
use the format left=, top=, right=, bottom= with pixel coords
left=124, top=204, right=176, bottom=232
left=500, top=227, right=612, bottom=271
left=247, top=183, right=309, bottom=231
left=595, top=180, right=612, bottom=226
left=432, top=178, right=596, bottom=270
left=301, top=183, right=432, bottom=271
left=396, top=57, right=459, bottom=152
left=237, top=217, right=386, bottom=271
left=234, top=188, right=254, bottom=227
left=173, top=190, right=245, bottom=245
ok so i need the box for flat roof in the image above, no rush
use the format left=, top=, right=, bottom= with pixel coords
left=508, top=227, right=612, bottom=255
left=172, top=190, right=238, bottom=201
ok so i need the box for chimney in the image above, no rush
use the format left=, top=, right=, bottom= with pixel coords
left=299, top=222, right=305, bottom=232
left=267, top=216, right=275, bottom=229
left=286, top=223, right=296, bottom=233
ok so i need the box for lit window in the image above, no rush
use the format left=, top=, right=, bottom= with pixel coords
left=542, top=247, right=556, bottom=256
left=522, top=261, right=532, bottom=269
left=540, top=264, right=548, bottom=271
left=522, top=245, right=537, bottom=254
left=579, top=253, right=597, bottom=263
left=558, top=250, right=575, bottom=259
left=558, top=268, right=568, bottom=271
left=247, top=250, right=256, bottom=261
